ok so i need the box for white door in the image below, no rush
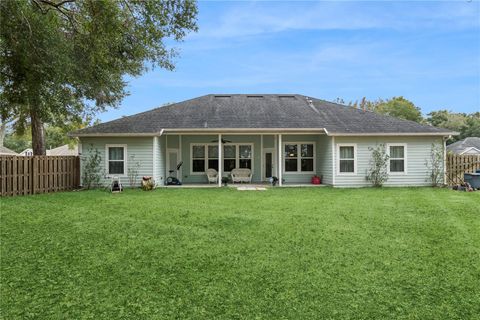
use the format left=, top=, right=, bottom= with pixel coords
left=167, top=149, right=179, bottom=178
left=263, top=148, right=276, bottom=180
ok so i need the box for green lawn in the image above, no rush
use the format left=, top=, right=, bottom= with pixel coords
left=1, top=187, right=479, bottom=319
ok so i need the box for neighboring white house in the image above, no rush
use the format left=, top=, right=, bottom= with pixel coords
left=0, top=146, right=18, bottom=155
left=447, top=137, right=480, bottom=155
left=19, top=148, right=34, bottom=156
left=46, top=144, right=78, bottom=156
left=71, top=94, right=457, bottom=187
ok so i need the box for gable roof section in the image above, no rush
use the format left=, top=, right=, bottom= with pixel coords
left=447, top=137, right=480, bottom=154
left=46, top=144, right=79, bottom=156
left=0, top=146, right=18, bottom=155
left=72, top=94, right=456, bottom=136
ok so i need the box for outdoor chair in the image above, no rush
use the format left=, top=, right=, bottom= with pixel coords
left=231, top=168, right=252, bottom=183
left=110, top=176, right=123, bottom=193
left=206, top=168, right=219, bottom=183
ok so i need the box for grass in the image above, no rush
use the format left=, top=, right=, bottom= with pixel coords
left=1, top=187, right=479, bottom=319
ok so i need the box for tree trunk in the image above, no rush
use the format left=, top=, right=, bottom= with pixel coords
left=0, top=122, right=6, bottom=147
left=31, top=109, right=46, bottom=155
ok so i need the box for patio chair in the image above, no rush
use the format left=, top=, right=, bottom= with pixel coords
left=206, top=168, right=219, bottom=183
left=231, top=168, right=252, bottom=183
left=110, top=176, right=123, bottom=193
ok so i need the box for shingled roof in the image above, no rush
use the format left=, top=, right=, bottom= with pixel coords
left=73, top=94, right=455, bottom=136
left=446, top=137, right=480, bottom=154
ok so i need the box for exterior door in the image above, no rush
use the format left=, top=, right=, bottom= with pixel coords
left=167, top=149, right=179, bottom=178
left=263, top=148, right=275, bottom=180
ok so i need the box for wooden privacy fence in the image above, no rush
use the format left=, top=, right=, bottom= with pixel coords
left=0, top=156, right=80, bottom=197
left=446, top=154, right=480, bottom=186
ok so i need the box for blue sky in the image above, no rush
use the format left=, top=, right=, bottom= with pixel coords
left=100, top=1, right=480, bottom=122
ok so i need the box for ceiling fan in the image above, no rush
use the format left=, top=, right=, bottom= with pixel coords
left=211, top=138, right=232, bottom=144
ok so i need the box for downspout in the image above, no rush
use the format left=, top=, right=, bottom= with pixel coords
left=443, top=135, right=450, bottom=186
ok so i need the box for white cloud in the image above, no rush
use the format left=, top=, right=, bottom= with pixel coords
left=189, top=1, right=479, bottom=40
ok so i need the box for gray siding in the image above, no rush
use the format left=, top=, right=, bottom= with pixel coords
left=153, top=137, right=163, bottom=186
left=80, top=137, right=154, bottom=187
left=334, top=136, right=444, bottom=187
left=317, top=135, right=333, bottom=185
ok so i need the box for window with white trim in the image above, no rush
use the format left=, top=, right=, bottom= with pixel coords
left=106, top=145, right=126, bottom=175
left=238, top=145, right=252, bottom=169
left=223, top=144, right=252, bottom=171
left=223, top=145, right=236, bottom=172
left=389, top=145, right=406, bottom=173
left=192, top=145, right=206, bottom=173
left=190, top=143, right=253, bottom=174
left=338, top=145, right=355, bottom=173
left=207, top=145, right=219, bottom=171
left=284, top=143, right=315, bottom=173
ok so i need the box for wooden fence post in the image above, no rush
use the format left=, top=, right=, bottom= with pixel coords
left=32, top=157, right=37, bottom=194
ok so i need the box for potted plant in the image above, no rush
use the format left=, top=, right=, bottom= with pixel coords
left=269, top=176, right=279, bottom=186
left=221, top=176, right=229, bottom=187
left=141, top=176, right=155, bottom=191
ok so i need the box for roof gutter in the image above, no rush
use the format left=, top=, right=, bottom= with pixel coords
left=71, top=132, right=163, bottom=138
left=162, top=128, right=328, bottom=134
left=329, top=132, right=459, bottom=137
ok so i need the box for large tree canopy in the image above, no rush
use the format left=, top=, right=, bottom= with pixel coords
left=375, top=96, right=423, bottom=123
left=0, top=0, right=197, bottom=154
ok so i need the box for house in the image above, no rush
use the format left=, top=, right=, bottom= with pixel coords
left=19, top=148, right=33, bottom=156
left=446, top=137, right=480, bottom=155
left=0, top=146, right=18, bottom=155
left=72, top=94, right=456, bottom=187
left=46, top=144, right=79, bottom=156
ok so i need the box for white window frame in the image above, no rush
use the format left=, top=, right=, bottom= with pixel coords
left=337, top=143, right=357, bottom=175
left=190, top=144, right=210, bottom=175
left=387, top=143, right=407, bottom=175
left=105, top=144, right=127, bottom=176
left=282, top=142, right=316, bottom=174
left=189, top=143, right=254, bottom=175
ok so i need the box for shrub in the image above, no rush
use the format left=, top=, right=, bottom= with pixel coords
left=82, top=145, right=103, bottom=189
left=127, top=155, right=141, bottom=188
left=425, top=143, right=444, bottom=187
left=366, top=144, right=389, bottom=187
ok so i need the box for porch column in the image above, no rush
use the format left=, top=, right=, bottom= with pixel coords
left=260, top=134, right=264, bottom=182
left=165, top=134, right=168, bottom=180
left=278, top=134, right=283, bottom=186
left=218, top=134, right=222, bottom=187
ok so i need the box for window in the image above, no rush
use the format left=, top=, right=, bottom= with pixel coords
left=106, top=145, right=126, bottom=175
left=338, top=145, right=356, bottom=174
left=207, top=145, right=218, bottom=171
left=284, top=144, right=298, bottom=172
left=223, top=144, right=252, bottom=171
left=388, top=144, right=406, bottom=173
left=190, top=143, right=253, bottom=174
left=239, top=145, right=252, bottom=169
left=192, top=145, right=205, bottom=173
left=284, top=143, right=315, bottom=173
left=223, top=145, right=236, bottom=172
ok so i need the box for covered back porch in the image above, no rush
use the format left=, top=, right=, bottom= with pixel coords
left=160, top=130, right=330, bottom=187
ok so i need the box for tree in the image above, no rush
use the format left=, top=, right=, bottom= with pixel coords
left=3, top=119, right=92, bottom=152
left=0, top=0, right=197, bottom=155
left=375, top=97, right=423, bottom=123
left=426, top=110, right=467, bottom=132
left=3, top=129, right=31, bottom=153
left=460, top=112, right=480, bottom=139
